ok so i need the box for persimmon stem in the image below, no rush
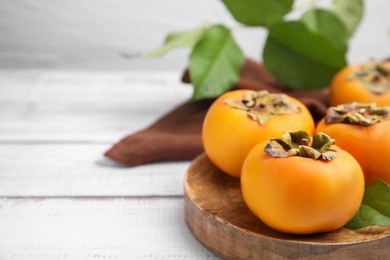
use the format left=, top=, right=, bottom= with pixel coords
left=264, top=131, right=336, bottom=161
left=224, top=90, right=301, bottom=126
left=325, top=103, right=390, bottom=126
left=349, top=60, right=390, bottom=95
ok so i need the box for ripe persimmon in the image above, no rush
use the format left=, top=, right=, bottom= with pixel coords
left=241, top=131, right=364, bottom=235
left=202, top=89, right=315, bottom=177
left=330, top=60, right=390, bottom=106
left=316, top=102, right=390, bottom=185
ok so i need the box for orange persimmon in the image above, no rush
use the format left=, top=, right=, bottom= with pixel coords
left=330, top=60, right=390, bottom=106
left=241, top=131, right=364, bottom=235
left=202, top=89, right=315, bottom=178
left=316, top=103, right=390, bottom=185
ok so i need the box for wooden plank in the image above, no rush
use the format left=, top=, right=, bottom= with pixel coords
left=0, top=197, right=218, bottom=259
left=0, top=71, right=191, bottom=102
left=0, top=144, right=190, bottom=197
left=0, top=71, right=192, bottom=142
left=0, top=101, right=171, bottom=142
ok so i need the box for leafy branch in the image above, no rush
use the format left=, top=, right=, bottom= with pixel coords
left=136, top=0, right=364, bottom=100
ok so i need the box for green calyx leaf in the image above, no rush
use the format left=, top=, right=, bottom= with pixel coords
left=143, top=25, right=207, bottom=58
left=263, top=20, right=347, bottom=90
left=189, top=25, right=245, bottom=100
left=265, top=131, right=337, bottom=160
left=301, top=8, right=348, bottom=53
left=325, top=103, right=390, bottom=126
left=220, top=0, right=293, bottom=27
left=224, top=90, right=301, bottom=125
left=331, top=0, right=364, bottom=37
left=349, top=60, right=390, bottom=95
left=345, top=179, right=390, bottom=230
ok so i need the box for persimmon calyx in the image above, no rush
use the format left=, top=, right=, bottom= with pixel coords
left=349, top=60, right=390, bottom=94
left=325, top=103, right=390, bottom=126
left=265, top=131, right=336, bottom=160
left=224, top=90, right=301, bottom=125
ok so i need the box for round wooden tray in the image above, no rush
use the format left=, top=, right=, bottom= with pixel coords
left=184, top=153, right=390, bottom=260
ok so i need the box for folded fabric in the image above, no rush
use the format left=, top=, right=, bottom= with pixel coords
left=105, top=59, right=329, bottom=166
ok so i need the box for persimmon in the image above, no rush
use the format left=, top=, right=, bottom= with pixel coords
left=202, top=89, right=315, bottom=177
left=241, top=131, right=364, bottom=235
left=329, top=60, right=390, bottom=106
left=316, top=102, right=390, bottom=185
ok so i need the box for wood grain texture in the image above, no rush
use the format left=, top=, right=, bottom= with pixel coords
left=0, top=197, right=219, bottom=260
left=0, top=71, right=191, bottom=142
left=0, top=71, right=194, bottom=197
left=0, top=71, right=219, bottom=258
left=0, top=144, right=190, bottom=197
left=185, top=153, right=390, bottom=259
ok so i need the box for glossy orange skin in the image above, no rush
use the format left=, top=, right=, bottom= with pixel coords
left=316, top=118, right=390, bottom=185
left=202, top=90, right=315, bottom=178
left=241, top=140, right=364, bottom=235
left=329, top=61, right=390, bottom=106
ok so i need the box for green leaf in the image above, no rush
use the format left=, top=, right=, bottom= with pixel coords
left=311, top=132, right=335, bottom=152
left=331, top=0, right=364, bottom=37
left=299, top=145, right=321, bottom=159
left=301, top=9, right=349, bottom=52
left=220, top=0, right=293, bottom=27
left=143, top=26, right=207, bottom=58
left=264, top=140, right=291, bottom=158
left=263, top=21, right=347, bottom=90
left=288, top=131, right=311, bottom=147
left=345, top=179, right=390, bottom=230
left=189, top=25, right=245, bottom=100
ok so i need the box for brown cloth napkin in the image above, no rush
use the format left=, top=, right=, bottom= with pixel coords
left=105, top=59, right=329, bottom=166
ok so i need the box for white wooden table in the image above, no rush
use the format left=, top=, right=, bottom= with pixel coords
left=0, top=71, right=219, bottom=259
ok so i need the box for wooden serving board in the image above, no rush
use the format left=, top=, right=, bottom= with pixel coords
left=184, top=153, right=390, bottom=260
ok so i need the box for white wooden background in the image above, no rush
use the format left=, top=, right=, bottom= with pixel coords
left=0, top=71, right=220, bottom=259
left=0, top=0, right=389, bottom=259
